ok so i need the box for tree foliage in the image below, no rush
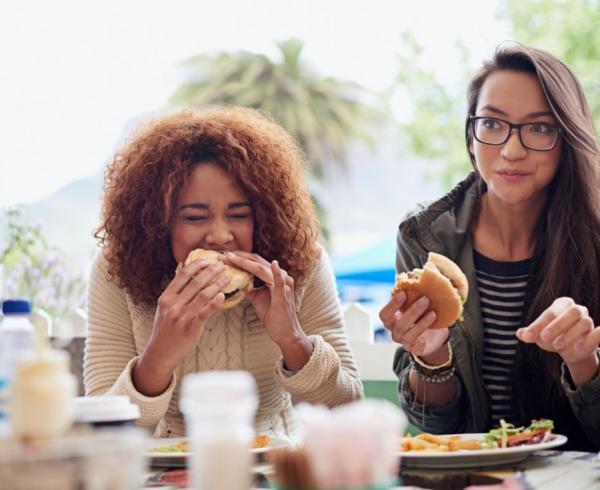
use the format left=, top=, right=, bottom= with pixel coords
left=170, top=39, right=379, bottom=178
left=395, top=1, right=600, bottom=188
left=393, top=34, right=473, bottom=189
left=500, top=0, right=600, bottom=132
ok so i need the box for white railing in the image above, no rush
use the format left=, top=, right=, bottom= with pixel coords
left=343, top=303, right=398, bottom=381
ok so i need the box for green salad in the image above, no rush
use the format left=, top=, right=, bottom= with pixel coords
left=484, top=419, right=554, bottom=449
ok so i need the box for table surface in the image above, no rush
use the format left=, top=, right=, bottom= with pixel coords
left=145, top=450, right=600, bottom=489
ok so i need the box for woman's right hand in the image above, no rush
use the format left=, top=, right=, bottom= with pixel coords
left=379, top=291, right=449, bottom=358
left=133, top=259, right=229, bottom=395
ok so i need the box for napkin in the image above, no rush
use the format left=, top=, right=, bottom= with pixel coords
left=296, top=399, right=407, bottom=489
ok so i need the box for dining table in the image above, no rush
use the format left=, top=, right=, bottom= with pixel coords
left=143, top=449, right=600, bottom=489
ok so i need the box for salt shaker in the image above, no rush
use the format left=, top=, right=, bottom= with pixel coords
left=180, top=371, right=258, bottom=490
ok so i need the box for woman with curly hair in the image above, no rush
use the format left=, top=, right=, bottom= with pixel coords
left=84, top=107, right=363, bottom=439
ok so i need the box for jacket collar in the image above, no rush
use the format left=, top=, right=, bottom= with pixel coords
left=399, top=171, right=481, bottom=259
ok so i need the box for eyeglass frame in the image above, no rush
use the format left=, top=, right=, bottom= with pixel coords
left=468, top=115, right=562, bottom=151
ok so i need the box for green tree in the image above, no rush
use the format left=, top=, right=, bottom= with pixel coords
left=395, top=2, right=600, bottom=188
left=393, top=34, right=473, bottom=188
left=500, top=0, right=600, bottom=133
left=170, top=38, right=379, bottom=178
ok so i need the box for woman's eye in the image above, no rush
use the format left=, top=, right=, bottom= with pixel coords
left=482, top=118, right=501, bottom=130
left=185, top=215, right=208, bottom=222
left=529, top=124, right=552, bottom=134
left=229, top=214, right=251, bottom=220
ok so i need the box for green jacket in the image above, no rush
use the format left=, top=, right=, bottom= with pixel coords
left=393, top=172, right=600, bottom=450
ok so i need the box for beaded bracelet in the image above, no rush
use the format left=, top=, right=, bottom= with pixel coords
left=409, top=357, right=456, bottom=384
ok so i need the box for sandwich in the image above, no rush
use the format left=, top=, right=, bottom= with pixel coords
left=391, top=252, right=468, bottom=329
left=180, top=249, right=253, bottom=309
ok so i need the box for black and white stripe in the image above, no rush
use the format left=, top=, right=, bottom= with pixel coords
left=474, top=250, right=530, bottom=427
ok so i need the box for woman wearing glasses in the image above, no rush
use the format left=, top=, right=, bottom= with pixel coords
left=380, top=44, right=600, bottom=450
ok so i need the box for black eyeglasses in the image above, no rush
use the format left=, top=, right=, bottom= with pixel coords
left=469, top=115, right=561, bottom=151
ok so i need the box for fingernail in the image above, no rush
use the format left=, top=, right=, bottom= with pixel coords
left=395, top=291, right=406, bottom=303
left=541, top=330, right=553, bottom=341
left=553, top=339, right=564, bottom=349
left=518, top=329, right=531, bottom=339
left=425, top=311, right=436, bottom=324
left=417, top=296, right=429, bottom=307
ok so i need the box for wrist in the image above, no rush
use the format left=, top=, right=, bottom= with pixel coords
left=278, top=331, right=313, bottom=371
left=138, top=348, right=175, bottom=380
left=419, top=342, right=450, bottom=366
left=566, top=354, right=599, bottom=386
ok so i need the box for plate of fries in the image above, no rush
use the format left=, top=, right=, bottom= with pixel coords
left=398, top=432, right=567, bottom=468
left=148, top=434, right=286, bottom=468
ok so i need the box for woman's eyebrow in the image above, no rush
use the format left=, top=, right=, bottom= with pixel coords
left=525, top=110, right=554, bottom=118
left=479, top=105, right=554, bottom=119
left=479, top=105, right=507, bottom=115
left=179, top=203, right=209, bottom=211
left=228, top=202, right=252, bottom=209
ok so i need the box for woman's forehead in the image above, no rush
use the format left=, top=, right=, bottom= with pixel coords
left=477, top=70, right=552, bottom=119
left=177, top=163, right=249, bottom=205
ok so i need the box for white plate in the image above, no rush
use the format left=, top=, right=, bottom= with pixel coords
left=147, top=436, right=288, bottom=468
left=399, top=433, right=568, bottom=469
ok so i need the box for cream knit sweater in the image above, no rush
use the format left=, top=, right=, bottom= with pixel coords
left=84, top=249, right=363, bottom=440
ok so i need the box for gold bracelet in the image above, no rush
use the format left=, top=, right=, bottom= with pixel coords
left=411, top=341, right=453, bottom=371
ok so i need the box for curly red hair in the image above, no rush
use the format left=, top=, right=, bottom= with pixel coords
left=96, top=107, right=321, bottom=305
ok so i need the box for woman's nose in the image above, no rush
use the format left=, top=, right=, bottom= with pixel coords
left=501, top=128, right=527, bottom=160
left=206, top=218, right=234, bottom=246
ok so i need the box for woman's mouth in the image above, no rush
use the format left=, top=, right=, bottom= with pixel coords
left=496, top=170, right=529, bottom=182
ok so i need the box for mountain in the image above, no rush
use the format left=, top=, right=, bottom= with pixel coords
left=22, top=172, right=104, bottom=265
left=19, top=139, right=449, bottom=265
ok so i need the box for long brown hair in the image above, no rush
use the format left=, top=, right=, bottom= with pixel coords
left=465, top=44, right=600, bottom=437
left=96, top=107, right=321, bottom=306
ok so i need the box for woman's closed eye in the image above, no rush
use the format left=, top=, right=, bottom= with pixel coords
left=229, top=213, right=252, bottom=220
left=184, top=215, right=209, bottom=222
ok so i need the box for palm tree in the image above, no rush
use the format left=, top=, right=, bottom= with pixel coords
left=169, top=39, right=379, bottom=178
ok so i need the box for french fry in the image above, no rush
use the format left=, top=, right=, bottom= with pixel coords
left=418, top=433, right=454, bottom=445
left=448, top=439, right=484, bottom=451
left=399, top=433, right=484, bottom=452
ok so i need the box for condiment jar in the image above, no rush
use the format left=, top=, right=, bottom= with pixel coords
left=10, top=349, right=76, bottom=439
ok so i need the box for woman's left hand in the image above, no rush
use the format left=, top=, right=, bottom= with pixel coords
left=517, top=297, right=600, bottom=385
left=223, top=252, right=313, bottom=369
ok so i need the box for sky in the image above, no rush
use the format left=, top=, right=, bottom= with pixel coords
left=0, top=0, right=511, bottom=208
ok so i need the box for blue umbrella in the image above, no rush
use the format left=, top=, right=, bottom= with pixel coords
left=332, top=235, right=397, bottom=284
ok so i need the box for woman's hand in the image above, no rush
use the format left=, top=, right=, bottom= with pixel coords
left=379, top=291, right=447, bottom=360
left=133, top=259, right=228, bottom=395
left=517, top=297, right=600, bottom=385
left=380, top=291, right=457, bottom=405
left=223, top=251, right=313, bottom=370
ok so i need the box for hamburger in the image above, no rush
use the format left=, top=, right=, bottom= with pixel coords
left=180, top=249, right=253, bottom=309
left=391, top=252, right=468, bottom=329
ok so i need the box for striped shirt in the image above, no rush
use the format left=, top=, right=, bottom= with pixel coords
left=474, top=250, right=530, bottom=427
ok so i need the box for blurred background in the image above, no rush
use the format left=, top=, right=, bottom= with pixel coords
left=1, top=0, right=599, bottom=336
